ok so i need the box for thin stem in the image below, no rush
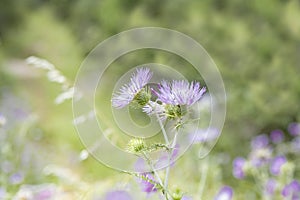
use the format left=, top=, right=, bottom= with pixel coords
left=155, top=112, right=169, bottom=144
left=197, top=157, right=209, bottom=199
left=142, top=152, right=164, bottom=186
left=164, top=130, right=179, bottom=194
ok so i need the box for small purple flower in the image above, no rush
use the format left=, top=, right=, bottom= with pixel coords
left=9, top=172, right=24, bottom=185
left=104, top=190, right=132, bottom=200
left=270, top=129, right=284, bottom=144
left=214, top=186, right=233, bottom=200
left=112, top=68, right=153, bottom=108
left=264, top=179, right=277, bottom=196
left=232, top=157, right=246, bottom=179
left=154, top=80, right=206, bottom=106
left=282, top=180, right=300, bottom=200
left=251, top=134, right=269, bottom=149
left=288, top=122, right=300, bottom=136
left=190, top=128, right=220, bottom=144
left=270, top=155, right=287, bottom=176
left=291, top=137, right=300, bottom=152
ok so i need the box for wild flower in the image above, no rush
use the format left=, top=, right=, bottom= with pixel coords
left=154, top=80, right=206, bottom=106
left=214, top=186, right=233, bottom=200
left=269, top=155, right=287, bottom=176
left=270, top=129, right=284, bottom=144
left=112, top=68, right=153, bottom=109
left=232, top=157, right=246, bottom=179
left=282, top=180, right=300, bottom=200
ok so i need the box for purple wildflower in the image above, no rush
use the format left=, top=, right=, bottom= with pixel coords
left=282, top=180, right=300, bottom=200
left=288, top=122, right=300, bottom=136
left=251, top=134, right=269, bottom=149
left=214, top=186, right=233, bottom=200
left=270, top=155, right=287, bottom=176
left=112, top=68, right=153, bottom=108
left=264, top=179, right=277, bottom=196
left=190, top=128, right=220, bottom=144
left=291, top=137, right=300, bottom=152
left=249, top=147, right=273, bottom=167
left=9, top=172, right=24, bottom=185
left=232, top=157, right=246, bottom=179
left=104, top=190, right=132, bottom=200
left=154, top=80, right=206, bottom=106
left=270, top=129, right=284, bottom=144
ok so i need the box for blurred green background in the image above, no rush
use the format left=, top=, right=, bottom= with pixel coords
left=0, top=0, right=300, bottom=198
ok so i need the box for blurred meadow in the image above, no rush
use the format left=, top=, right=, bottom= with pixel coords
left=0, top=0, right=300, bottom=199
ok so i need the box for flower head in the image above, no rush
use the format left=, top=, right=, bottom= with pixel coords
left=214, top=186, right=233, bottom=200
left=288, top=122, right=300, bottom=136
left=154, top=80, right=206, bottom=106
left=270, top=155, right=287, bottom=176
left=270, top=129, right=284, bottom=144
left=264, top=179, right=277, bottom=196
left=233, top=157, right=246, bottom=179
left=251, top=134, right=269, bottom=149
left=282, top=180, right=300, bottom=200
left=112, top=68, right=153, bottom=108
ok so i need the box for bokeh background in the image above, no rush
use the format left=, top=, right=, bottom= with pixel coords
left=0, top=0, right=299, bottom=199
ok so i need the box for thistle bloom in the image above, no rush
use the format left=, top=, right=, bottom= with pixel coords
left=154, top=80, right=206, bottom=106
left=264, top=179, right=277, bottom=196
left=270, top=155, right=287, bottom=176
left=232, top=157, right=246, bottom=179
left=282, top=180, right=300, bottom=200
left=288, top=122, right=300, bottom=136
left=214, top=186, right=233, bottom=200
left=112, top=68, right=153, bottom=108
left=251, top=134, right=269, bottom=149
left=270, top=129, right=284, bottom=144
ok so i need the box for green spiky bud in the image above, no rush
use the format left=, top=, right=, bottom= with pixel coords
left=127, top=138, right=147, bottom=154
left=131, top=88, right=151, bottom=108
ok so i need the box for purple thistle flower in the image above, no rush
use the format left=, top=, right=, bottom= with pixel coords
left=270, top=129, right=284, bottom=144
left=233, top=157, right=246, bottom=179
left=104, top=190, right=132, bottom=200
left=189, top=128, right=220, bottom=144
left=251, top=134, right=269, bottom=149
left=288, top=122, right=300, bottom=136
left=214, top=186, right=233, bottom=200
left=264, top=179, right=277, bottom=196
left=112, top=68, right=153, bottom=108
left=154, top=80, right=206, bottom=106
left=0, top=187, right=6, bottom=199
left=291, top=137, right=300, bottom=152
left=9, top=172, right=24, bottom=185
left=282, top=180, right=300, bottom=200
left=270, top=155, right=287, bottom=176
